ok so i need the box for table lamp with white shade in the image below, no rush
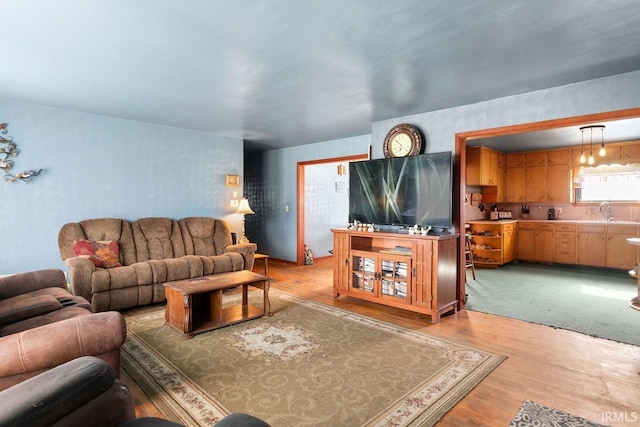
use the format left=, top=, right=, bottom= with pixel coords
left=236, top=198, right=255, bottom=244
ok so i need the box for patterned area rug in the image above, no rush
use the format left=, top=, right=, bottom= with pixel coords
left=122, top=291, right=505, bottom=427
left=510, top=400, right=608, bottom=427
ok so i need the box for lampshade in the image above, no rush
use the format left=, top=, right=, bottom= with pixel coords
left=236, top=198, right=255, bottom=215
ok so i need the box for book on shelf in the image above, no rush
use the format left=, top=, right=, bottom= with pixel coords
left=379, top=246, right=412, bottom=255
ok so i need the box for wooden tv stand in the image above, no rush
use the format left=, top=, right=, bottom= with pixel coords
left=331, top=228, right=458, bottom=323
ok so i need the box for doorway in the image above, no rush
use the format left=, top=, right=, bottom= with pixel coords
left=296, top=154, right=368, bottom=265
left=454, top=107, right=640, bottom=309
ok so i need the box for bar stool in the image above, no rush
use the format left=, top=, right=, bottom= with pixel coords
left=465, top=234, right=476, bottom=280
left=627, top=237, right=640, bottom=311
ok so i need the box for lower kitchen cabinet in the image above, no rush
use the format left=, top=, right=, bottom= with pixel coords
left=467, top=221, right=516, bottom=267
left=577, top=224, right=638, bottom=269
left=554, top=223, right=576, bottom=264
left=518, top=222, right=554, bottom=263
left=605, top=225, right=639, bottom=270
left=577, top=225, right=606, bottom=267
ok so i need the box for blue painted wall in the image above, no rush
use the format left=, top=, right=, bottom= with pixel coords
left=0, top=100, right=244, bottom=275
left=256, top=70, right=640, bottom=262
left=372, top=70, right=640, bottom=158
left=4, top=70, right=640, bottom=271
left=253, top=135, right=371, bottom=261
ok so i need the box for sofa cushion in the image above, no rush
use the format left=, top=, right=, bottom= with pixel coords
left=0, top=306, right=92, bottom=336
left=73, top=240, right=122, bottom=268
left=59, top=219, right=137, bottom=266
left=132, top=218, right=185, bottom=261
left=0, top=295, right=63, bottom=326
left=179, top=217, right=232, bottom=256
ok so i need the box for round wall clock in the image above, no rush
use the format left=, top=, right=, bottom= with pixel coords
left=383, top=123, right=423, bottom=158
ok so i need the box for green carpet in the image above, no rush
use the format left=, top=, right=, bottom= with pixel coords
left=122, top=291, right=505, bottom=426
left=466, top=262, right=639, bottom=346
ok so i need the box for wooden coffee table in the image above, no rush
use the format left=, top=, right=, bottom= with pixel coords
left=164, top=270, right=271, bottom=338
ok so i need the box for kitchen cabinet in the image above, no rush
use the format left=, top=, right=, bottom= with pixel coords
left=554, top=223, right=576, bottom=264
left=547, top=164, right=572, bottom=203
left=525, top=151, right=547, bottom=167
left=604, top=225, right=639, bottom=270
left=466, top=146, right=502, bottom=186
left=331, top=229, right=458, bottom=322
left=518, top=222, right=554, bottom=263
left=506, top=153, right=525, bottom=168
left=577, top=224, right=639, bottom=269
left=621, top=142, right=640, bottom=162
left=481, top=152, right=506, bottom=203
left=467, top=221, right=516, bottom=267
left=496, top=153, right=506, bottom=202
left=546, top=149, right=570, bottom=165
left=517, top=227, right=535, bottom=261
left=525, top=165, right=547, bottom=202
left=577, top=225, right=606, bottom=267
left=505, top=167, right=525, bottom=203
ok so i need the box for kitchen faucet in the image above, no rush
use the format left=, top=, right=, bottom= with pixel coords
left=599, top=201, right=613, bottom=222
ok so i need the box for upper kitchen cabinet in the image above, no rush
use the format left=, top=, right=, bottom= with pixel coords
left=466, top=146, right=502, bottom=186
left=505, top=167, right=525, bottom=202
left=621, top=141, right=640, bottom=162
left=546, top=148, right=571, bottom=203
left=524, top=157, right=547, bottom=203
left=546, top=149, right=570, bottom=165
left=505, top=149, right=571, bottom=203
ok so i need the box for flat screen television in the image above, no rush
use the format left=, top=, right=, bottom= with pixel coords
left=348, top=151, right=453, bottom=229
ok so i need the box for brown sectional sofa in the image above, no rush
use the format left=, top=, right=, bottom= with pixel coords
left=0, top=269, right=126, bottom=391
left=58, top=217, right=257, bottom=312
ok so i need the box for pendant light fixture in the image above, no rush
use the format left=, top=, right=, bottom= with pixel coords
left=580, top=125, right=605, bottom=165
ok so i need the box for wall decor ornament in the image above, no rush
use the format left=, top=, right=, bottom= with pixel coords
left=225, top=174, right=239, bottom=187
left=0, top=123, right=42, bottom=183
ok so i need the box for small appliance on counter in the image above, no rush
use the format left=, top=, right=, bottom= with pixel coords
left=521, top=205, right=530, bottom=219
left=498, top=211, right=512, bottom=219
left=489, top=204, right=499, bottom=220
left=548, top=207, right=560, bottom=220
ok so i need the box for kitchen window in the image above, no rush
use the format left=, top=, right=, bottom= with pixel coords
left=573, top=163, right=640, bottom=202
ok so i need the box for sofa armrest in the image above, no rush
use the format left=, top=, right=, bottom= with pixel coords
left=224, top=243, right=257, bottom=270
left=0, top=311, right=126, bottom=390
left=0, top=356, right=135, bottom=427
left=0, top=269, right=67, bottom=300
left=64, top=256, right=96, bottom=301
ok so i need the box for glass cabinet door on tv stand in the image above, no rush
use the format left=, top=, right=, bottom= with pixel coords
left=350, top=250, right=411, bottom=304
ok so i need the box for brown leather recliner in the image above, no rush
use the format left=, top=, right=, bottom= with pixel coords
left=0, top=356, right=271, bottom=427
left=0, top=269, right=126, bottom=391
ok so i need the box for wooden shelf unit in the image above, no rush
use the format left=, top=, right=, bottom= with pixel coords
left=332, top=229, right=458, bottom=323
left=467, top=221, right=516, bottom=268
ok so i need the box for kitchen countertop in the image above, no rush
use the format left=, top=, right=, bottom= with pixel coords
left=467, top=219, right=640, bottom=226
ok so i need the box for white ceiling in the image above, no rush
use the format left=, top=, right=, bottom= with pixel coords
left=2, top=0, right=640, bottom=151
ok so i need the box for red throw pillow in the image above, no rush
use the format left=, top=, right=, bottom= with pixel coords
left=72, top=240, right=122, bottom=268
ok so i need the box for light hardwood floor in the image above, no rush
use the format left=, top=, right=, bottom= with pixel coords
left=124, top=257, right=640, bottom=426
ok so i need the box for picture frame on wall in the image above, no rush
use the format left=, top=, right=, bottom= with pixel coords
left=226, top=174, right=240, bottom=187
